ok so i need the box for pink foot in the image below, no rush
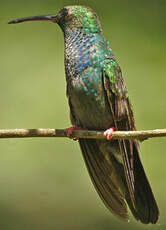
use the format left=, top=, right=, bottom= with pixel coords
left=64, top=126, right=82, bottom=137
left=104, top=127, right=115, bottom=140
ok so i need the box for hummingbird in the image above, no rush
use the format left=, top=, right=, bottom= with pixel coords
left=9, top=5, right=159, bottom=224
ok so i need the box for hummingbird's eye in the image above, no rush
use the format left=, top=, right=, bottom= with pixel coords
left=59, top=8, right=69, bottom=18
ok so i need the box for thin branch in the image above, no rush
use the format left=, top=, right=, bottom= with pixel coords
left=0, top=128, right=165, bottom=141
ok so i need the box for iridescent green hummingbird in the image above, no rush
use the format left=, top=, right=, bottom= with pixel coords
left=9, top=5, right=159, bottom=224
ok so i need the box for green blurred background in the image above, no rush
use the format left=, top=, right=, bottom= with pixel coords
left=0, top=0, right=166, bottom=229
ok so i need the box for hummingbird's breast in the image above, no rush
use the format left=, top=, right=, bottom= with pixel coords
left=64, top=30, right=113, bottom=129
left=64, top=29, right=111, bottom=76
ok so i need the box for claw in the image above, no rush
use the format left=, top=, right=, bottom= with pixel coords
left=104, top=127, right=115, bottom=140
left=64, top=126, right=82, bottom=138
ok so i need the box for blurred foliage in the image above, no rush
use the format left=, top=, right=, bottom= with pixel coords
left=0, top=0, right=166, bottom=229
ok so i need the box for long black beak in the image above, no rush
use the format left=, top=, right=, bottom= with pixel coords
left=8, top=14, right=58, bottom=24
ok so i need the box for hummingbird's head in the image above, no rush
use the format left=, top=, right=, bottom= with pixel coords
left=57, top=6, right=102, bottom=33
left=8, top=5, right=102, bottom=33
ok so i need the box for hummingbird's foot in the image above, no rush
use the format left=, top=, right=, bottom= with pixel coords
left=64, top=126, right=82, bottom=139
left=104, top=127, right=115, bottom=140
